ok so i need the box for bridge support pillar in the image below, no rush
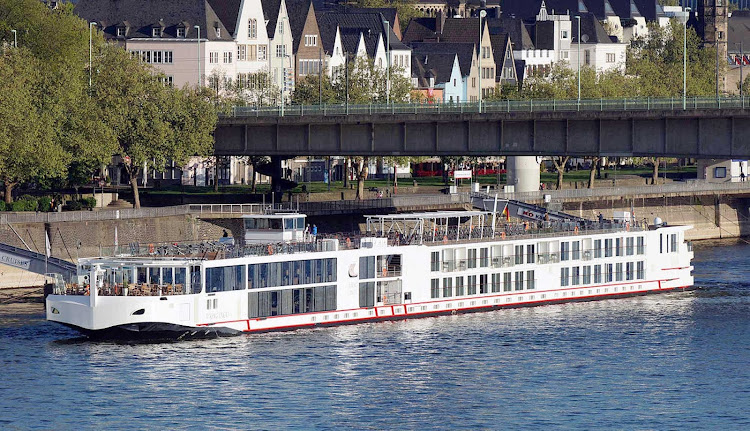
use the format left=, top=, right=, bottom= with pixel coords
left=506, top=156, right=541, bottom=193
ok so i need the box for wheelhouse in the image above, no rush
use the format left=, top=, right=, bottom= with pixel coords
left=243, top=213, right=306, bottom=244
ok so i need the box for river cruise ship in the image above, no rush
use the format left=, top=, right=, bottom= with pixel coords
left=46, top=210, right=694, bottom=339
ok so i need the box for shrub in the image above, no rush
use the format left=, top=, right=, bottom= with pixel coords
left=63, top=200, right=83, bottom=211
left=0, top=201, right=6, bottom=211
left=37, top=196, right=52, bottom=212
left=81, top=197, right=97, bottom=209
left=12, top=198, right=38, bottom=212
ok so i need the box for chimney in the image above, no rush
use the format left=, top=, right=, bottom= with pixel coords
left=436, top=10, right=446, bottom=35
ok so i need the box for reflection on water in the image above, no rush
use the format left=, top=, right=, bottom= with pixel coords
left=1, top=241, right=749, bottom=429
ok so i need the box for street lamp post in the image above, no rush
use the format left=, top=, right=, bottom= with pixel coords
left=677, top=8, right=690, bottom=109
left=737, top=42, right=744, bottom=99
left=575, top=16, right=581, bottom=105
left=89, top=22, right=96, bottom=89
left=478, top=9, right=486, bottom=113
left=10, top=29, right=16, bottom=48
left=385, top=19, right=390, bottom=105
left=194, top=25, right=201, bottom=87
left=279, top=17, right=288, bottom=117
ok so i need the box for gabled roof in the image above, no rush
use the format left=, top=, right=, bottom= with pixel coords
left=632, top=0, right=661, bottom=22
left=409, top=42, right=475, bottom=76
left=440, top=18, right=482, bottom=46
left=74, top=0, right=233, bottom=40
left=287, top=0, right=314, bottom=52
left=487, top=17, right=534, bottom=50
left=402, top=17, right=438, bottom=43
left=315, top=11, right=339, bottom=53
left=316, top=11, right=409, bottom=57
left=261, top=0, right=283, bottom=39
left=582, top=0, right=617, bottom=20
left=208, top=0, right=241, bottom=37
left=490, top=32, right=510, bottom=69
left=501, top=0, right=580, bottom=22
left=573, top=12, right=615, bottom=43
left=608, top=0, right=642, bottom=19
left=411, top=52, right=458, bottom=87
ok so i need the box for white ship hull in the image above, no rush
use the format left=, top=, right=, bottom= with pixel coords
left=46, top=221, right=694, bottom=340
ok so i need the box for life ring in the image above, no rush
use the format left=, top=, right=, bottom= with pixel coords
left=267, top=244, right=273, bottom=255
left=148, top=243, right=155, bottom=254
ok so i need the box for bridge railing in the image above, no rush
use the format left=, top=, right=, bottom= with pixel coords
left=228, top=96, right=750, bottom=118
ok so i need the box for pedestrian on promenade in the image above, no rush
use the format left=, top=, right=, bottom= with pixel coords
left=312, top=224, right=318, bottom=241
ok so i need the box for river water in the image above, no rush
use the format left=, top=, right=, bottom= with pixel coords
left=1, top=240, right=749, bottom=430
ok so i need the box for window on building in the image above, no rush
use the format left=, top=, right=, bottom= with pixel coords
left=209, top=51, right=219, bottom=64
left=479, top=274, right=488, bottom=294
left=571, top=266, right=580, bottom=285
left=215, top=27, right=221, bottom=38
left=585, top=50, right=591, bottom=65
left=626, top=262, right=634, bottom=281
left=714, top=167, right=727, bottom=178
left=164, top=51, right=173, bottom=63
left=248, top=19, right=257, bottom=39
left=153, top=50, right=162, bottom=63
left=152, top=27, right=161, bottom=38
left=468, top=249, right=477, bottom=269
left=514, top=245, right=524, bottom=265
left=561, top=50, right=569, bottom=59
left=606, top=53, right=616, bottom=63
left=223, top=51, right=232, bottom=63
left=238, top=45, right=246, bottom=61
left=117, top=27, right=126, bottom=37
left=561, top=30, right=569, bottom=39
left=276, top=44, right=287, bottom=58
left=583, top=266, right=591, bottom=284
left=177, top=27, right=185, bottom=38
left=258, top=45, right=267, bottom=60
left=305, top=35, right=318, bottom=46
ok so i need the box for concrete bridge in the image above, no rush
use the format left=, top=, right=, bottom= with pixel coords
left=215, top=97, right=750, bottom=158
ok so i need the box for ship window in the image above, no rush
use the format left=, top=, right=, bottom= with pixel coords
left=605, top=263, right=613, bottom=283
left=514, top=245, right=524, bottom=265
left=626, top=237, right=634, bottom=255
left=249, top=286, right=336, bottom=318
left=175, top=268, right=186, bottom=286
left=163, top=268, right=173, bottom=284
left=626, top=262, right=634, bottom=281
left=637, top=261, right=645, bottom=279
left=616, top=238, right=623, bottom=256
left=560, top=267, right=569, bottom=286
left=594, top=239, right=602, bottom=258
left=492, top=273, right=502, bottom=292
left=615, top=263, right=623, bottom=281
left=431, top=278, right=439, bottom=298
left=455, top=276, right=465, bottom=296
left=526, top=270, right=535, bottom=290
left=671, top=234, right=678, bottom=253
left=468, top=249, right=477, bottom=268
left=572, top=241, right=580, bottom=260
left=561, top=242, right=570, bottom=261
left=572, top=266, right=580, bottom=285
left=479, top=248, right=489, bottom=267
left=284, top=218, right=294, bottom=230
left=479, top=274, right=488, bottom=293
left=594, top=265, right=602, bottom=283
left=583, top=266, right=591, bottom=284
left=467, top=275, right=477, bottom=295
left=431, top=251, right=440, bottom=271
left=526, top=244, right=535, bottom=264
left=605, top=238, right=613, bottom=257
left=149, top=267, right=161, bottom=285
left=360, top=256, right=375, bottom=279
left=503, top=273, right=511, bottom=291
left=636, top=236, right=645, bottom=254
left=443, top=277, right=453, bottom=297
left=359, top=282, right=375, bottom=307
left=205, top=266, right=245, bottom=292
left=137, top=267, right=147, bottom=284
left=514, top=271, right=524, bottom=290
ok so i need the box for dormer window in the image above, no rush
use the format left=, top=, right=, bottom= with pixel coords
left=177, top=27, right=185, bottom=38
left=116, top=27, right=126, bottom=37
left=152, top=27, right=161, bottom=37
left=215, top=26, right=221, bottom=38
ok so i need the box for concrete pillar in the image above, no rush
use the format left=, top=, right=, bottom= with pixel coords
left=506, top=156, right=540, bottom=193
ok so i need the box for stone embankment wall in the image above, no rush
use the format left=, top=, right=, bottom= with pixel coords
left=552, top=194, right=750, bottom=241
left=0, top=215, right=244, bottom=260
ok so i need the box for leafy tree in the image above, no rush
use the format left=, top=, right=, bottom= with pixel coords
left=551, top=156, right=570, bottom=190
left=353, top=156, right=370, bottom=199
left=292, top=74, right=338, bottom=105
left=588, top=157, right=601, bottom=188
left=333, top=57, right=412, bottom=104
left=92, top=44, right=217, bottom=208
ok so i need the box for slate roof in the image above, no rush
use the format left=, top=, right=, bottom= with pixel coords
left=501, top=0, right=580, bottom=22
left=287, top=0, right=313, bottom=52
left=487, top=16, right=534, bottom=50
left=608, top=0, right=643, bottom=19
left=411, top=52, right=458, bottom=87
left=409, top=42, right=475, bottom=77
left=209, top=0, right=241, bottom=37
left=261, top=0, right=282, bottom=39
left=582, top=0, right=617, bottom=20
left=440, top=17, right=482, bottom=46
left=402, top=17, right=438, bottom=43
left=632, top=0, right=663, bottom=22
left=490, top=32, right=510, bottom=69
left=74, top=0, right=234, bottom=40
left=316, top=11, right=408, bottom=57
left=573, top=12, right=615, bottom=43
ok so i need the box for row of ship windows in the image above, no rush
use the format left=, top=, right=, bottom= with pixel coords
left=247, top=286, right=337, bottom=318
left=205, top=258, right=337, bottom=292
left=430, top=271, right=536, bottom=299
left=561, top=261, right=645, bottom=286
left=431, top=237, right=647, bottom=272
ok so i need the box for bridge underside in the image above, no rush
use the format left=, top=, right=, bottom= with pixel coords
left=216, top=110, right=750, bottom=158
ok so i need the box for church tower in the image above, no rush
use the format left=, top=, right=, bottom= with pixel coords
left=699, top=0, right=729, bottom=92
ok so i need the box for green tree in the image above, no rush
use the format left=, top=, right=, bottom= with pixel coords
left=292, top=74, right=337, bottom=104
left=92, top=44, right=217, bottom=208
left=333, top=57, right=412, bottom=104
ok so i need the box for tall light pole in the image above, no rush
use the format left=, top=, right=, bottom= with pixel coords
left=678, top=9, right=690, bottom=110
left=194, top=25, right=201, bottom=87
left=478, top=9, right=486, bottom=113
left=10, top=29, right=16, bottom=47
left=737, top=42, right=744, bottom=100
left=89, top=22, right=96, bottom=89
left=575, top=15, right=581, bottom=103
left=385, top=19, right=390, bottom=105
left=279, top=16, right=288, bottom=117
